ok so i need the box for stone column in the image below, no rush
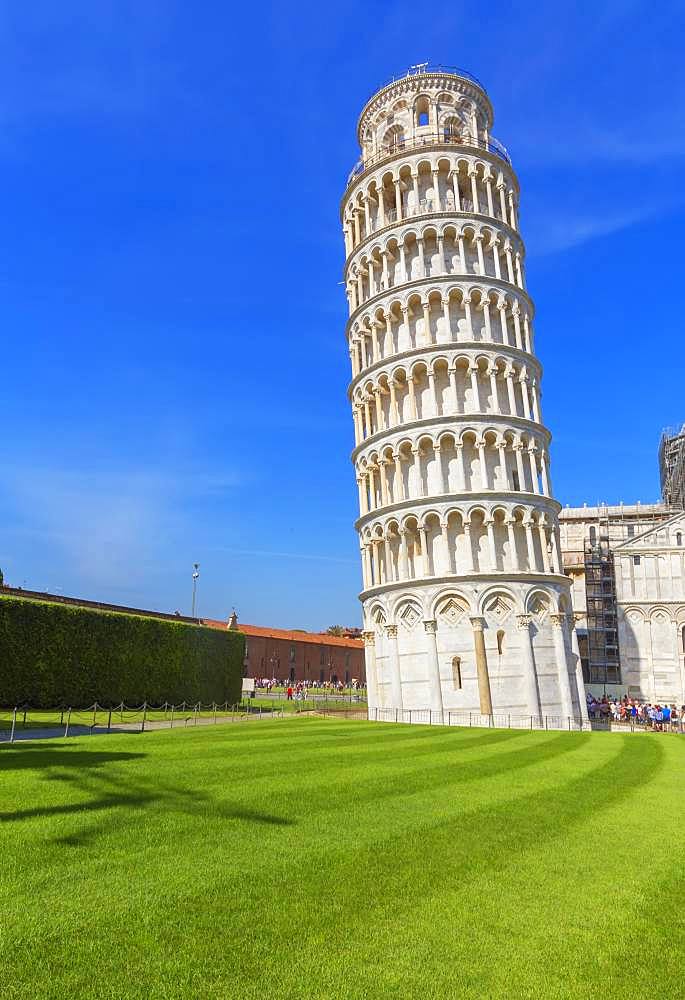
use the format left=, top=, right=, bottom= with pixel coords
left=411, top=172, right=420, bottom=215
left=379, top=459, right=389, bottom=506
left=422, top=619, right=444, bottom=716
left=475, top=234, right=485, bottom=275
left=505, top=367, right=517, bottom=415
left=492, top=240, right=502, bottom=279
left=477, top=438, right=489, bottom=489
left=417, top=236, right=426, bottom=277
left=482, top=300, right=493, bottom=341
left=418, top=526, right=429, bottom=577
left=506, top=517, right=520, bottom=571
left=451, top=170, right=461, bottom=210
left=357, top=475, right=367, bottom=515
left=520, top=376, right=532, bottom=419
left=389, top=379, right=399, bottom=425
left=464, top=522, right=475, bottom=572
left=485, top=174, right=495, bottom=216
left=457, top=442, right=467, bottom=489
left=384, top=536, right=393, bottom=583
left=407, top=375, right=417, bottom=419
left=498, top=181, right=507, bottom=221
left=441, top=520, right=452, bottom=574
left=488, top=364, right=500, bottom=414
left=485, top=518, right=498, bottom=571
left=550, top=614, right=574, bottom=719
left=514, top=443, right=526, bottom=492
left=422, top=302, right=432, bottom=345
left=393, top=452, right=404, bottom=501
left=528, top=447, right=540, bottom=494
left=399, top=529, right=409, bottom=580
left=376, top=184, right=385, bottom=228
left=449, top=367, right=459, bottom=413
left=469, top=363, right=481, bottom=411
left=498, top=303, right=509, bottom=344
left=538, top=523, right=551, bottom=573
left=569, top=614, right=589, bottom=720
left=442, top=296, right=451, bottom=339
left=469, top=168, right=480, bottom=213
left=385, top=624, right=403, bottom=711
left=516, top=614, right=541, bottom=717
left=394, top=178, right=402, bottom=221
left=362, top=630, right=379, bottom=711
left=524, top=520, right=537, bottom=571
left=470, top=616, right=493, bottom=715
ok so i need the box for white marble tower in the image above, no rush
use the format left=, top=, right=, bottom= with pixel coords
left=341, top=65, right=586, bottom=721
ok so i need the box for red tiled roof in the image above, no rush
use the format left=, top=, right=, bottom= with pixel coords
left=203, top=619, right=363, bottom=648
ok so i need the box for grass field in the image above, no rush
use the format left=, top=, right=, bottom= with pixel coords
left=1, top=718, right=684, bottom=999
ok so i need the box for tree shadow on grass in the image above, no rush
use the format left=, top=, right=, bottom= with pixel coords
left=0, top=742, right=146, bottom=773
left=0, top=742, right=293, bottom=841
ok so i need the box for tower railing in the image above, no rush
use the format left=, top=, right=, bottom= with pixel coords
left=374, top=65, right=487, bottom=93
left=347, top=131, right=511, bottom=186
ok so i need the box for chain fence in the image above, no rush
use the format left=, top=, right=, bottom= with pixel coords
left=0, top=700, right=285, bottom=743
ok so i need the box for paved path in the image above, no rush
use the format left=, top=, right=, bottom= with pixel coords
left=0, top=711, right=286, bottom=744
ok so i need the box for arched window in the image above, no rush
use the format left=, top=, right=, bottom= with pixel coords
left=589, top=525, right=597, bottom=544
left=452, top=656, right=462, bottom=690
left=383, top=125, right=405, bottom=152
left=443, top=116, right=461, bottom=142
left=415, top=95, right=430, bottom=128
left=497, top=630, right=505, bottom=655
left=677, top=532, right=682, bottom=547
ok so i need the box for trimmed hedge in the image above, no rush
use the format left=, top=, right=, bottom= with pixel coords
left=0, top=596, right=244, bottom=708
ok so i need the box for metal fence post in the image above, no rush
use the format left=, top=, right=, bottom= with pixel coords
left=10, top=707, right=17, bottom=743
left=141, top=701, right=147, bottom=733
left=107, top=708, right=112, bottom=733
left=65, top=708, right=71, bottom=739
left=213, top=702, right=217, bottom=724
left=170, top=705, right=175, bottom=729
left=92, top=703, right=98, bottom=732
left=469, top=712, right=472, bottom=727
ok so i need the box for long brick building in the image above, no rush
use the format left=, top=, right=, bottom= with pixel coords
left=205, top=613, right=365, bottom=685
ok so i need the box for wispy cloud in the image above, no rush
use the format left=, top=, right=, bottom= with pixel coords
left=1, top=463, right=242, bottom=587
left=527, top=204, right=667, bottom=255
left=211, top=547, right=356, bottom=565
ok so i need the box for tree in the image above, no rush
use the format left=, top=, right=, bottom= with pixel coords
left=326, top=625, right=345, bottom=637
left=0, top=568, right=4, bottom=587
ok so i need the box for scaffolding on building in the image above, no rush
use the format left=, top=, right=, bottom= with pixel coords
left=659, top=424, right=685, bottom=509
left=583, top=506, right=621, bottom=689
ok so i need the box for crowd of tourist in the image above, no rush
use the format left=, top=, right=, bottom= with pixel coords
left=255, top=678, right=362, bottom=694
left=586, top=693, right=685, bottom=730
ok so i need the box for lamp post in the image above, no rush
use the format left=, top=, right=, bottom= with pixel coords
left=191, top=563, right=200, bottom=617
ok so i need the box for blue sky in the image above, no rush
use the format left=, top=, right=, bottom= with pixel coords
left=1, top=1, right=684, bottom=628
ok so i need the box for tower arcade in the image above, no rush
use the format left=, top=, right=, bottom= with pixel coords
left=341, top=65, right=587, bottom=721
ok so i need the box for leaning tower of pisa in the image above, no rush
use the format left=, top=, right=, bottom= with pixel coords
left=342, top=65, right=587, bottom=722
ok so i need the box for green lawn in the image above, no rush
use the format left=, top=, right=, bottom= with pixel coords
left=1, top=718, right=683, bottom=999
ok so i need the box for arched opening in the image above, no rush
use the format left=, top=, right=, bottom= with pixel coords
left=677, top=532, right=682, bottom=547
left=383, top=125, right=405, bottom=153
left=443, top=115, right=461, bottom=142
left=415, top=95, right=430, bottom=128
left=497, top=629, right=505, bottom=655
left=452, top=656, right=462, bottom=689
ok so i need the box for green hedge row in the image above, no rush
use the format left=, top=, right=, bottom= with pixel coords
left=0, top=596, right=244, bottom=708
